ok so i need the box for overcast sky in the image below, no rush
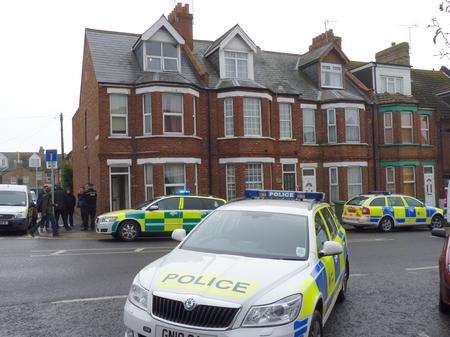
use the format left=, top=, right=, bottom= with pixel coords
left=0, top=0, right=448, bottom=153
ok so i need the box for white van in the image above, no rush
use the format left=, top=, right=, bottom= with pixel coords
left=0, top=184, right=33, bottom=234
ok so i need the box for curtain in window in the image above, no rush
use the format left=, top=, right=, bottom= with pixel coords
left=347, top=167, right=362, bottom=197
left=243, top=98, right=261, bottom=136
left=345, top=108, right=360, bottom=142
left=163, top=94, right=183, bottom=133
left=303, top=108, right=315, bottom=143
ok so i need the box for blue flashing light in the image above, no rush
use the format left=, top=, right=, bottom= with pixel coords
left=367, top=191, right=391, bottom=195
left=176, top=189, right=192, bottom=196
left=244, top=189, right=325, bottom=201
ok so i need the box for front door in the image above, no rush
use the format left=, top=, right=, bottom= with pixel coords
left=110, top=166, right=130, bottom=211
left=302, top=168, right=316, bottom=192
left=424, top=166, right=435, bottom=207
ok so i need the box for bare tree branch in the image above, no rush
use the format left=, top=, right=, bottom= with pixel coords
left=429, top=0, right=450, bottom=58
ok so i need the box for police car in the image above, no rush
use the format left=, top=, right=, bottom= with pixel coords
left=96, top=191, right=225, bottom=241
left=342, top=192, right=445, bottom=232
left=124, top=190, right=349, bottom=337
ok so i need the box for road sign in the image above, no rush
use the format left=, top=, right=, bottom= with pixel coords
left=46, top=161, right=58, bottom=169
left=29, top=153, right=41, bottom=168
left=45, top=149, right=58, bottom=163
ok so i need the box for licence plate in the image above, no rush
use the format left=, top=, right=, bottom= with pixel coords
left=156, top=325, right=215, bottom=337
left=0, top=220, right=9, bottom=225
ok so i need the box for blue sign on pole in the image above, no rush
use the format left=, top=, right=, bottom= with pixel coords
left=45, top=149, right=58, bottom=163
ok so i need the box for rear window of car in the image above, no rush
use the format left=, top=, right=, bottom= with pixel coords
left=370, top=197, right=386, bottom=207
left=347, top=196, right=369, bottom=206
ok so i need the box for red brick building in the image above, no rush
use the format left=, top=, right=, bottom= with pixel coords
left=72, top=3, right=450, bottom=213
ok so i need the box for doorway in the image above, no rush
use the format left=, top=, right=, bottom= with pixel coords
left=302, top=167, right=317, bottom=192
left=109, top=166, right=130, bottom=211
left=423, top=165, right=435, bottom=207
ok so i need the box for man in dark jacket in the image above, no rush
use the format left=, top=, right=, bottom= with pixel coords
left=54, top=184, right=70, bottom=231
left=77, top=187, right=88, bottom=230
left=64, top=187, right=76, bottom=229
left=84, top=183, right=97, bottom=231
left=30, top=184, right=58, bottom=237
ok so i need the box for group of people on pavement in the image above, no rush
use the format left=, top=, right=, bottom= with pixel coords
left=29, top=183, right=97, bottom=237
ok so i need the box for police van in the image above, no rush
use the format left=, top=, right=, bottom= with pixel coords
left=0, top=184, right=34, bottom=235
left=124, top=190, right=349, bottom=337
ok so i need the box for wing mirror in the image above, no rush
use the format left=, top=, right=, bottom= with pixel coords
left=147, top=205, right=159, bottom=211
left=431, top=228, right=448, bottom=238
left=319, top=241, right=344, bottom=257
left=172, top=228, right=187, bottom=242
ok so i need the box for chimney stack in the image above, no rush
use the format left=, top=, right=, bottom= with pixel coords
left=375, top=42, right=410, bottom=66
left=168, top=2, right=194, bottom=50
left=309, top=29, right=342, bottom=51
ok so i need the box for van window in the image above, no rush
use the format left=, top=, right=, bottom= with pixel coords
left=0, top=191, right=27, bottom=206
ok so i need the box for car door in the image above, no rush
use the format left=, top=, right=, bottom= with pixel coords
left=145, top=197, right=181, bottom=233
left=403, top=196, right=427, bottom=224
left=314, top=210, right=335, bottom=311
left=182, top=197, right=205, bottom=232
left=387, top=196, right=406, bottom=225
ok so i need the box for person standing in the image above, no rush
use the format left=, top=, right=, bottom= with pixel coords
left=54, top=184, right=70, bottom=231
left=30, top=184, right=58, bottom=237
left=77, top=187, right=88, bottom=230
left=84, top=183, right=97, bottom=231
left=64, top=187, right=76, bottom=229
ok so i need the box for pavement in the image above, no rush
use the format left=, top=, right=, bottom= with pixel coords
left=0, top=227, right=449, bottom=337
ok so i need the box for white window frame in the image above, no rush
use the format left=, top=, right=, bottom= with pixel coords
left=109, top=166, right=131, bottom=211
left=163, top=93, right=184, bottom=135
left=420, top=115, right=430, bottom=144
left=143, top=93, right=152, bottom=135
left=380, top=76, right=404, bottom=94
left=225, top=164, right=236, bottom=200
left=144, top=164, right=154, bottom=200
left=347, top=166, right=363, bottom=198
left=243, top=97, right=262, bottom=137
left=224, top=98, right=234, bottom=137
left=321, top=63, right=343, bottom=89
left=164, top=164, right=186, bottom=195
left=303, top=108, right=316, bottom=144
left=194, top=163, right=199, bottom=195
left=282, top=163, right=297, bottom=191
left=327, top=108, right=337, bottom=143
left=329, top=167, right=339, bottom=203
left=400, top=111, right=413, bottom=144
left=192, top=97, right=197, bottom=136
left=386, top=166, right=396, bottom=194
left=384, top=112, right=393, bottom=144
left=224, top=50, right=249, bottom=80
left=279, top=103, right=293, bottom=139
left=402, top=166, right=416, bottom=196
left=345, top=107, right=360, bottom=143
left=245, top=163, right=264, bottom=189
left=109, top=94, right=128, bottom=136
left=145, top=41, right=180, bottom=73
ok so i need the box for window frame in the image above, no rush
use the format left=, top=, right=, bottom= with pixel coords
left=145, top=41, right=180, bottom=73
left=245, top=163, right=264, bottom=190
left=380, top=75, right=404, bottom=94
left=109, top=94, right=128, bottom=136
left=282, top=163, right=297, bottom=191
left=192, top=96, right=197, bottom=136
left=386, top=166, right=396, bottom=194
left=243, top=97, right=262, bottom=137
left=347, top=166, right=363, bottom=198
left=303, top=108, right=316, bottom=144
left=164, top=164, right=186, bottom=195
left=384, top=112, right=393, bottom=144
left=329, top=167, right=339, bottom=203
left=345, top=107, right=361, bottom=143
left=224, top=50, right=249, bottom=80
left=321, top=63, right=343, bottom=89
left=143, top=93, right=152, bottom=135
left=400, top=111, right=413, bottom=144
left=225, top=164, right=236, bottom=201
left=163, top=93, right=184, bottom=135
left=279, top=103, right=293, bottom=139
left=420, top=115, right=430, bottom=144
left=224, top=98, right=234, bottom=137
left=402, top=166, right=416, bottom=196
left=144, top=164, right=154, bottom=201
left=327, top=108, right=337, bottom=143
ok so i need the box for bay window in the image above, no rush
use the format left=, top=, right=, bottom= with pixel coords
left=321, top=63, right=343, bottom=88
left=243, top=98, right=261, bottom=136
left=224, top=51, right=248, bottom=79
left=163, top=93, right=183, bottom=134
left=303, top=108, right=316, bottom=144
left=245, top=163, right=263, bottom=189
left=345, top=107, right=360, bottom=143
left=164, top=164, right=185, bottom=195
left=402, top=166, right=416, bottom=196
left=110, top=94, right=128, bottom=136
left=347, top=166, right=362, bottom=198
left=329, top=167, right=339, bottom=203
left=144, top=164, right=154, bottom=200
left=327, top=109, right=337, bottom=143
left=400, top=111, right=413, bottom=144
left=420, top=115, right=430, bottom=144
left=224, top=98, right=234, bottom=137
left=143, top=94, right=152, bottom=135
left=145, top=41, right=179, bottom=72
left=384, top=112, right=393, bottom=144
left=279, top=103, right=293, bottom=139
left=226, top=164, right=236, bottom=200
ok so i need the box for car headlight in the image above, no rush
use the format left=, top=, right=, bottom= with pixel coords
left=128, top=278, right=149, bottom=311
left=98, top=216, right=117, bottom=225
left=242, top=294, right=302, bottom=327
left=14, top=212, right=27, bottom=219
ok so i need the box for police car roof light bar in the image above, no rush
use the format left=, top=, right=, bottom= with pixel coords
left=367, top=191, right=391, bottom=195
left=245, top=189, right=325, bottom=202
left=176, top=189, right=191, bottom=196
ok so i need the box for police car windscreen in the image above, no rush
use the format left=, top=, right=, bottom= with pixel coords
left=180, top=210, right=309, bottom=260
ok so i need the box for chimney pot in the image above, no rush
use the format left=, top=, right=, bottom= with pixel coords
left=309, top=29, right=342, bottom=51
left=168, top=2, right=193, bottom=50
left=375, top=42, right=410, bottom=66
left=391, top=42, right=396, bottom=46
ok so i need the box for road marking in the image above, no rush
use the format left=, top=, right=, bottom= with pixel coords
left=349, top=238, right=395, bottom=243
left=31, top=246, right=174, bottom=253
left=50, top=250, right=66, bottom=256
left=51, top=295, right=127, bottom=304
left=350, top=273, right=369, bottom=277
left=405, top=266, right=438, bottom=271
left=134, top=248, right=145, bottom=252
left=31, top=249, right=171, bottom=257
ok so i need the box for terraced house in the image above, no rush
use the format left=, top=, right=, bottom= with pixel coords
left=72, top=3, right=450, bottom=213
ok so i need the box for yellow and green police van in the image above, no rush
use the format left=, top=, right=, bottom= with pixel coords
left=96, top=191, right=226, bottom=241
left=342, top=192, right=445, bottom=232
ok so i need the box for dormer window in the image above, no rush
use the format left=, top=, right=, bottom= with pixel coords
left=224, top=51, right=248, bottom=79
left=321, top=63, right=343, bottom=88
left=145, top=41, right=179, bottom=72
left=380, top=76, right=404, bottom=94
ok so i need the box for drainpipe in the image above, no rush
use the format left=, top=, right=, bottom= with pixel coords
left=372, top=64, right=378, bottom=191
left=207, top=92, right=213, bottom=195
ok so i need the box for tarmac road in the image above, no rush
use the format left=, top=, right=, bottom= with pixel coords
left=0, top=228, right=449, bottom=337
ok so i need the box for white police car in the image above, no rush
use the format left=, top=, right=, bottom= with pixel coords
left=124, top=190, right=350, bottom=337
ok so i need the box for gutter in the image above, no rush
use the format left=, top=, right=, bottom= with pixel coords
left=372, top=64, right=378, bottom=191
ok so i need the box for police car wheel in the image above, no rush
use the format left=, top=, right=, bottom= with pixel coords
left=440, top=292, right=450, bottom=313
left=118, top=221, right=140, bottom=242
left=379, top=217, right=394, bottom=232
left=430, top=215, right=445, bottom=229
left=308, top=310, right=323, bottom=337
